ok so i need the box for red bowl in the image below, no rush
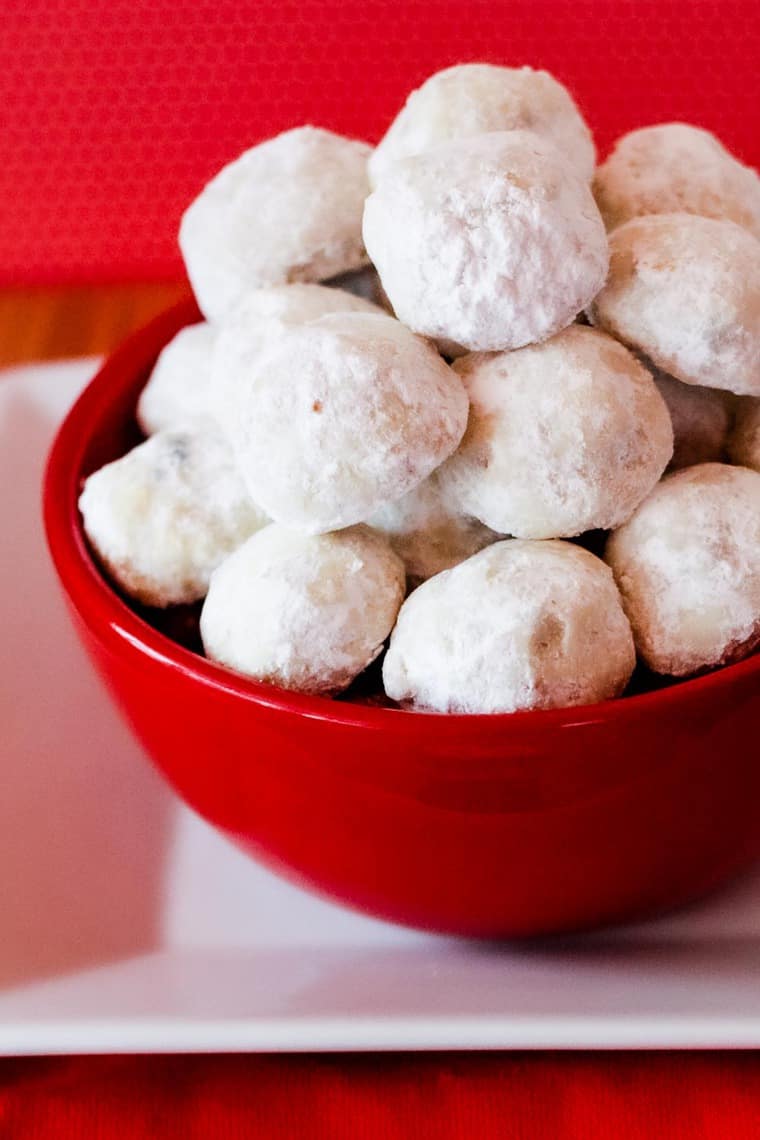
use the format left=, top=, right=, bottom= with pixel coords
left=43, top=298, right=760, bottom=938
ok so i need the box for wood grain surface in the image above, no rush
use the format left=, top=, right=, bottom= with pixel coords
left=0, top=282, right=190, bottom=368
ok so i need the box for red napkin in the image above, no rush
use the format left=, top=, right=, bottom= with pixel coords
left=1, top=1053, right=759, bottom=1137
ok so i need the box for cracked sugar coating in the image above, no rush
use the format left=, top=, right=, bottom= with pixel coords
left=728, top=397, right=760, bottom=471
left=593, top=123, right=760, bottom=239
left=589, top=213, right=760, bottom=396
left=368, top=63, right=595, bottom=186
left=383, top=540, right=635, bottom=714
left=79, top=427, right=268, bottom=607
left=649, top=367, right=731, bottom=470
left=366, top=471, right=501, bottom=585
left=200, top=524, right=405, bottom=695
left=437, top=326, right=673, bottom=539
left=605, top=464, right=760, bottom=676
left=213, top=311, right=469, bottom=534
left=179, top=127, right=372, bottom=321
left=137, top=322, right=218, bottom=436
left=363, top=131, right=609, bottom=354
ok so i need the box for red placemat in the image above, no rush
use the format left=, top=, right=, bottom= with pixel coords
left=1, top=1053, right=759, bottom=1137
left=3, top=0, right=760, bottom=286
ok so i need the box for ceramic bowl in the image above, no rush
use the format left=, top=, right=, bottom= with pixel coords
left=43, top=298, right=760, bottom=937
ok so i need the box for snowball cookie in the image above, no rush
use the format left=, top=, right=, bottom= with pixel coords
left=606, top=463, right=760, bottom=676
left=179, top=127, right=372, bottom=321
left=213, top=311, right=469, bottom=533
left=140, top=289, right=385, bottom=438
left=649, top=367, right=730, bottom=470
left=363, top=131, right=608, bottom=353
left=593, top=123, right=760, bottom=239
left=437, top=326, right=673, bottom=538
left=368, top=64, right=595, bottom=186
left=728, top=397, right=760, bottom=471
left=79, top=427, right=268, bottom=607
left=200, top=525, right=405, bottom=695
left=137, top=322, right=217, bottom=436
left=589, top=214, right=760, bottom=396
left=383, top=540, right=635, bottom=713
left=366, top=471, right=501, bottom=584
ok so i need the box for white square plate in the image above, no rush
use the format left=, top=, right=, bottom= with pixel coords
left=2, top=359, right=760, bottom=1055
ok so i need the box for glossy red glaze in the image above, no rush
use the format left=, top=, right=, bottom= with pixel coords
left=43, top=299, right=760, bottom=937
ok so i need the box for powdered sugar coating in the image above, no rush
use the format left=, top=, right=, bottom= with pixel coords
left=369, top=64, right=595, bottom=186
left=727, top=397, right=760, bottom=471
left=649, top=367, right=731, bottom=470
left=214, top=282, right=387, bottom=382
left=140, top=290, right=385, bottom=438
left=225, top=282, right=385, bottom=329
left=213, top=311, right=469, bottom=534
left=179, top=127, right=372, bottom=321
left=594, top=123, right=760, bottom=238
left=79, top=427, right=269, bottom=607
left=437, top=326, right=673, bottom=538
left=605, top=463, right=760, bottom=676
left=200, top=524, right=405, bottom=695
left=137, top=322, right=218, bottom=436
left=589, top=213, right=760, bottom=396
left=366, top=471, right=501, bottom=585
left=363, top=131, right=609, bottom=353
left=383, top=540, right=635, bottom=713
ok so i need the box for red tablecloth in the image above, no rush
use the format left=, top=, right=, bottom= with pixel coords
left=1, top=1053, right=759, bottom=1137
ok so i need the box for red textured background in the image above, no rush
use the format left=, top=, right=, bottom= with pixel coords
left=3, top=0, right=760, bottom=285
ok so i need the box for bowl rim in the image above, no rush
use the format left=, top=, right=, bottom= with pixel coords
left=43, top=294, right=760, bottom=735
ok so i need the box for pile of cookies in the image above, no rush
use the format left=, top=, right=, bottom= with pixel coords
left=79, top=64, right=760, bottom=714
